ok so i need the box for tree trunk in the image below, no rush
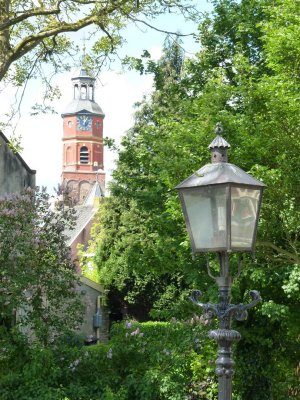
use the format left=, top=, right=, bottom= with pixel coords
left=0, top=1, right=12, bottom=80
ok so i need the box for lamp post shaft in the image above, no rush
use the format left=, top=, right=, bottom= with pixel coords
left=190, top=256, right=261, bottom=400
left=215, top=253, right=236, bottom=400
left=204, top=252, right=239, bottom=400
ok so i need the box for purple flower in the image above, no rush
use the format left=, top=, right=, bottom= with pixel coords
left=125, top=320, right=132, bottom=329
left=131, top=327, right=140, bottom=336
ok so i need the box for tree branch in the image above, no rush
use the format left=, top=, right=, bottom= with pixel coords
left=257, top=241, right=299, bottom=265
left=64, top=0, right=97, bottom=4
left=129, top=16, right=195, bottom=37
left=0, top=5, right=61, bottom=30
left=11, top=14, right=99, bottom=63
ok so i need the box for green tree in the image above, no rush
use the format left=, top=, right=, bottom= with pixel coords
left=89, top=0, right=299, bottom=397
left=86, top=37, right=209, bottom=321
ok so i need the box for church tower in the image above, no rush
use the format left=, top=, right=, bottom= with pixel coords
left=61, top=66, right=105, bottom=204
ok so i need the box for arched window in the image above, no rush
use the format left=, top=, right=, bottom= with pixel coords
left=66, top=146, right=72, bottom=165
left=74, top=84, right=79, bottom=99
left=80, top=146, right=89, bottom=164
left=80, top=85, right=87, bottom=100
left=89, top=84, right=94, bottom=100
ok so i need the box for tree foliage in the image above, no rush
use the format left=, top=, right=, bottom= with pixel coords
left=0, top=0, right=197, bottom=87
left=87, top=0, right=300, bottom=397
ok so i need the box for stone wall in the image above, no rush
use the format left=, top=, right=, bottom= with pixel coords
left=0, top=131, right=36, bottom=195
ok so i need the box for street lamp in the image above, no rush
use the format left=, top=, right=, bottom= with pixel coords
left=176, top=123, right=265, bottom=400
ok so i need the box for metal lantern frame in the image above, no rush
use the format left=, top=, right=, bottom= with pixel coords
left=177, top=162, right=265, bottom=254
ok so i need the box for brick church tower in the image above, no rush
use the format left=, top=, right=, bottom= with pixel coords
left=61, top=66, right=105, bottom=204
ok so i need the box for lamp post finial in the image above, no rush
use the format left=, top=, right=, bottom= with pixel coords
left=215, top=122, right=223, bottom=135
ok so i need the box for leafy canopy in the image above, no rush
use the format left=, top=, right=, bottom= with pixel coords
left=87, top=0, right=300, bottom=397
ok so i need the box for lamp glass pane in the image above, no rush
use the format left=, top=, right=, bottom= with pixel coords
left=231, top=187, right=260, bottom=249
left=182, top=186, right=228, bottom=250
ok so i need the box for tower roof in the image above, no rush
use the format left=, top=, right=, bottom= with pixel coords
left=62, top=65, right=104, bottom=117
left=62, top=99, right=104, bottom=116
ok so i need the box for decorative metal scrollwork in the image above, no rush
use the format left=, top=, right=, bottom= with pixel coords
left=233, top=290, right=262, bottom=321
left=190, top=289, right=261, bottom=324
left=189, top=290, right=217, bottom=322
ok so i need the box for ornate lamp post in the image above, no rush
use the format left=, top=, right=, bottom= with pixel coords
left=176, top=124, right=265, bottom=400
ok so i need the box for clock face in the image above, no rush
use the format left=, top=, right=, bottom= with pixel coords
left=77, top=115, right=92, bottom=131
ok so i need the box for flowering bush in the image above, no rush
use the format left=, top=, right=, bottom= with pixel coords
left=0, top=187, right=83, bottom=346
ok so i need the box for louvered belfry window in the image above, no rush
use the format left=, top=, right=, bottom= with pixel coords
left=80, top=146, right=89, bottom=164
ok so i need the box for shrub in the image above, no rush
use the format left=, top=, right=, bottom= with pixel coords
left=0, top=321, right=217, bottom=400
